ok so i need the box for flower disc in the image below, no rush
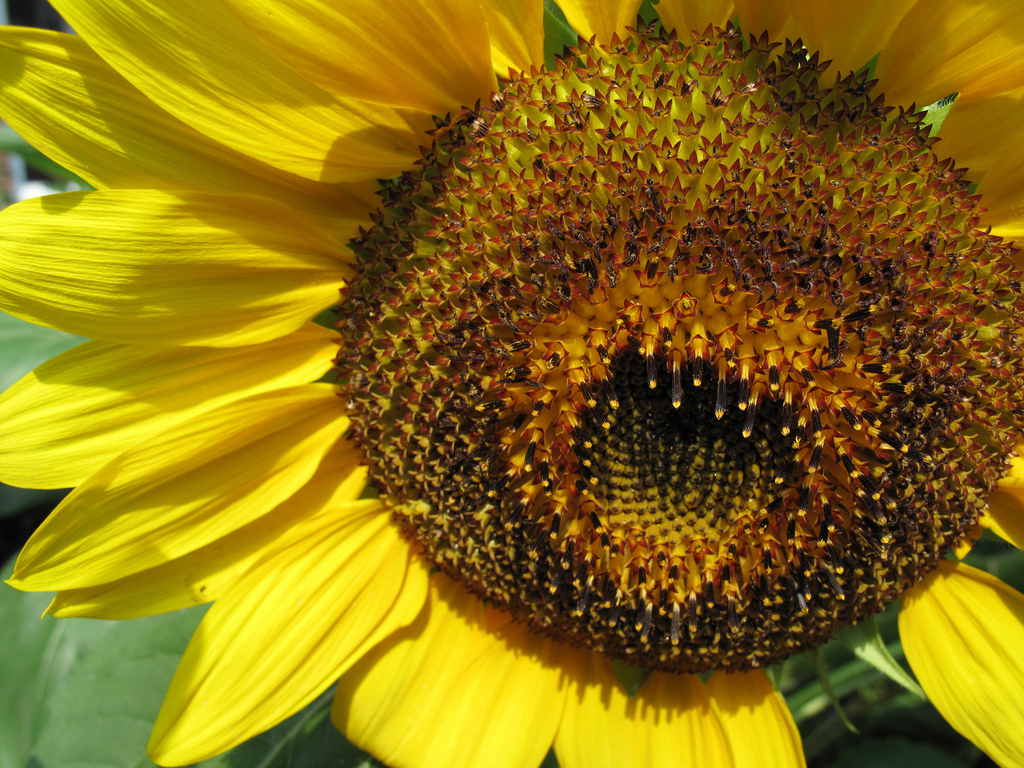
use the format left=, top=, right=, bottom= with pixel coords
left=335, top=25, right=1024, bottom=671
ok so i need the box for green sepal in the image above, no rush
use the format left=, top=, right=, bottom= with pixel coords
left=610, top=658, right=651, bottom=698
left=921, top=93, right=959, bottom=137
left=856, top=51, right=881, bottom=81
left=838, top=616, right=925, bottom=699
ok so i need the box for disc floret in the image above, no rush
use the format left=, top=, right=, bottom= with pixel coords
left=336, top=24, right=1024, bottom=671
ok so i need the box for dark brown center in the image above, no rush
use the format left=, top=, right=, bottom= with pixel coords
left=333, top=24, right=1024, bottom=672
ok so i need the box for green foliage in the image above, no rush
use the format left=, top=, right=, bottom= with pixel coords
left=28, top=605, right=204, bottom=768
left=0, top=311, right=83, bottom=395
left=812, top=648, right=860, bottom=735
left=827, top=737, right=967, bottom=768
left=0, top=484, right=65, bottom=521
left=0, top=312, right=82, bottom=518
left=0, top=553, right=379, bottom=768
left=0, top=557, right=114, bottom=768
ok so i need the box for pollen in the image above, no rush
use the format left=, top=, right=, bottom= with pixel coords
left=334, top=24, right=1024, bottom=671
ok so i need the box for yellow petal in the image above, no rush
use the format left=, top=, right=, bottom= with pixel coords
left=0, top=26, right=375, bottom=238
left=900, top=560, right=1024, bottom=767
left=990, top=212, right=1024, bottom=243
left=953, top=521, right=983, bottom=560
left=484, top=0, right=545, bottom=75
left=655, top=0, right=736, bottom=45
left=149, top=509, right=430, bottom=766
left=555, top=652, right=730, bottom=768
left=0, top=189, right=346, bottom=346
left=935, top=88, right=1024, bottom=189
left=984, top=453, right=1024, bottom=549
left=985, top=481, right=1024, bottom=552
left=333, top=574, right=565, bottom=768
left=9, top=385, right=344, bottom=591
left=999, top=454, right=1024, bottom=485
left=781, top=0, right=916, bottom=79
left=47, top=443, right=367, bottom=620
left=874, top=0, right=1024, bottom=108
left=707, top=670, right=805, bottom=768
left=222, top=0, right=496, bottom=115
left=731, top=1, right=797, bottom=43
left=50, top=0, right=429, bottom=183
left=935, top=88, right=1024, bottom=237
left=555, top=0, right=643, bottom=44
left=0, top=324, right=337, bottom=489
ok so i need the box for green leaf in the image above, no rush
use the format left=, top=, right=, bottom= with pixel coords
left=543, top=0, right=577, bottom=70
left=0, top=552, right=380, bottom=768
left=21, top=598, right=383, bottom=768
left=813, top=648, right=860, bottom=735
left=0, top=556, right=113, bottom=768
left=839, top=617, right=924, bottom=699
left=0, top=483, right=68, bottom=520
left=0, top=126, right=89, bottom=186
left=0, top=310, right=84, bottom=394
left=826, top=737, right=968, bottom=768
left=27, top=603, right=206, bottom=768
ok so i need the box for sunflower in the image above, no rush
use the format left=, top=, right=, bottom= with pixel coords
left=3, top=0, right=1024, bottom=765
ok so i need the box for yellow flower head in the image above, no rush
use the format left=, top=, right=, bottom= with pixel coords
left=2, top=1, right=1024, bottom=767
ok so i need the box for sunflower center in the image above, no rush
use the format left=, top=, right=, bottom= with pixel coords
left=581, top=349, right=795, bottom=558
left=334, top=24, right=1024, bottom=672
